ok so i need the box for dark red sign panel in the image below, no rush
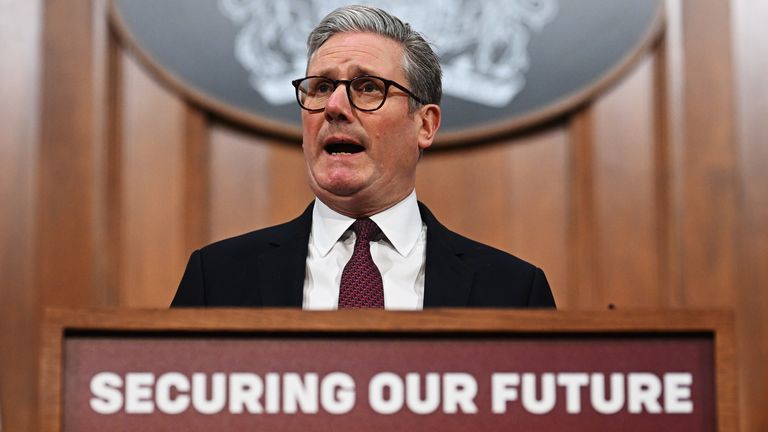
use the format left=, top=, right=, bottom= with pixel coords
left=63, top=334, right=715, bottom=431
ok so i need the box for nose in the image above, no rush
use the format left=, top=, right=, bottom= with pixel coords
left=324, top=83, right=353, bottom=123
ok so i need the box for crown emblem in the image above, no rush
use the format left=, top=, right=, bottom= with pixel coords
left=219, top=0, right=558, bottom=108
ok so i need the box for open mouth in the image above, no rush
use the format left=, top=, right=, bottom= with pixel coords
left=324, top=142, right=365, bottom=155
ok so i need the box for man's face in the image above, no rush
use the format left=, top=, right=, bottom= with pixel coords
left=301, top=32, right=440, bottom=217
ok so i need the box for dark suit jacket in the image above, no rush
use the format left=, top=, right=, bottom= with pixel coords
left=171, top=202, right=555, bottom=308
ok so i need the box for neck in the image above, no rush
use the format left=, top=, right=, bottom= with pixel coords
left=318, top=189, right=413, bottom=218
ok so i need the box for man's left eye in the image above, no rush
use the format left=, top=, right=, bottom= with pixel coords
left=355, top=79, right=382, bottom=93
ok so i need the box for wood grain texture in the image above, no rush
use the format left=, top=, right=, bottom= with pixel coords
left=37, top=308, right=738, bottom=432
left=209, top=125, right=268, bottom=242
left=182, top=106, right=211, bottom=254
left=34, top=0, right=109, bottom=429
left=417, top=145, right=515, bottom=246
left=103, top=27, right=124, bottom=308
left=38, top=311, right=65, bottom=432
left=3, top=0, right=766, bottom=430
left=679, top=3, right=747, bottom=430
left=567, top=109, right=598, bottom=309
left=658, top=0, right=690, bottom=310
left=679, top=0, right=740, bottom=308
left=208, top=124, right=311, bottom=244
left=37, top=0, right=100, bottom=307
left=119, top=53, right=187, bottom=308
left=38, top=307, right=733, bottom=334
left=416, top=130, right=569, bottom=300
left=506, top=129, right=570, bottom=308
left=89, top=0, right=112, bottom=308
left=732, top=1, right=768, bottom=430
left=592, top=57, right=660, bottom=308
left=209, top=126, right=293, bottom=243
left=652, top=14, right=680, bottom=309
left=264, top=141, right=315, bottom=224
left=0, top=1, right=42, bottom=431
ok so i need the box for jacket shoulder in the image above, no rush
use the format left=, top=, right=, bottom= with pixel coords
left=448, top=229, right=537, bottom=268
left=171, top=204, right=313, bottom=307
left=450, top=231, right=554, bottom=307
left=197, top=205, right=312, bottom=261
left=418, top=202, right=554, bottom=308
left=419, top=201, right=540, bottom=272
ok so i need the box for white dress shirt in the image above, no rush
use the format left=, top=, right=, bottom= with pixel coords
left=303, top=190, right=427, bottom=310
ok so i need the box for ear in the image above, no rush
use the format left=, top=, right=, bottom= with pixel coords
left=416, top=104, right=441, bottom=150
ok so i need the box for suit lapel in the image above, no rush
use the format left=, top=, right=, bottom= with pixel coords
left=419, top=203, right=475, bottom=307
left=252, top=201, right=474, bottom=307
left=256, top=203, right=313, bottom=307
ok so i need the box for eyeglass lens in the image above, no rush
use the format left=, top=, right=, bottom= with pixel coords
left=297, top=77, right=387, bottom=111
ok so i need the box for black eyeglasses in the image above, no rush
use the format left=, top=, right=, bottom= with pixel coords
left=291, top=75, right=425, bottom=112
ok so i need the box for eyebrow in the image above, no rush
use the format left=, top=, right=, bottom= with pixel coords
left=310, top=65, right=377, bottom=78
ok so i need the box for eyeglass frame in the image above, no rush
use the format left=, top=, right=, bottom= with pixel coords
left=291, top=75, right=426, bottom=112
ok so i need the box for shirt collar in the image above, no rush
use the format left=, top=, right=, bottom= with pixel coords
left=310, top=190, right=423, bottom=257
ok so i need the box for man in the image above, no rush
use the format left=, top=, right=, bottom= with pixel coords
left=172, top=5, right=555, bottom=309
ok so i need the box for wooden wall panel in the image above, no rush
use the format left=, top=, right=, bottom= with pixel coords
left=37, top=0, right=105, bottom=308
left=506, top=130, right=570, bottom=308
left=417, top=145, right=520, bottom=247
left=591, top=57, right=660, bottom=308
left=182, top=107, right=211, bottom=254
left=733, top=1, right=768, bottom=430
left=567, top=109, right=598, bottom=309
left=678, top=3, right=747, bottom=430
left=0, top=0, right=765, bottom=431
left=209, top=127, right=272, bottom=242
left=679, top=0, right=740, bottom=308
left=653, top=3, right=681, bottom=309
left=208, top=127, right=311, bottom=244
left=417, top=131, right=570, bottom=306
left=0, top=1, right=41, bottom=430
left=119, top=53, right=187, bottom=307
left=263, top=142, right=314, bottom=224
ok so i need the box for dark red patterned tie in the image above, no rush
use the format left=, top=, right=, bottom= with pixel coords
left=338, top=218, right=384, bottom=308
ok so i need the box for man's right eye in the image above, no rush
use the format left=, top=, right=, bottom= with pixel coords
left=314, top=82, right=334, bottom=94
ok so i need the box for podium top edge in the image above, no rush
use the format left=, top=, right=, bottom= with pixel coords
left=41, top=307, right=734, bottom=334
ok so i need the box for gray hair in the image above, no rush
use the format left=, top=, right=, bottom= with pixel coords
left=306, top=5, right=442, bottom=110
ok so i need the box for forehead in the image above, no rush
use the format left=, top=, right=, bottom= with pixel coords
left=307, top=32, right=404, bottom=79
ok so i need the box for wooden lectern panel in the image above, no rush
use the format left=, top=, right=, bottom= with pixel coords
left=40, top=309, right=737, bottom=431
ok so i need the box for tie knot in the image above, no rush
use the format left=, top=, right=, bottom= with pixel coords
left=352, top=218, right=380, bottom=242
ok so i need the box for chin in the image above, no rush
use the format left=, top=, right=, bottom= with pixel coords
left=322, top=183, right=365, bottom=198
left=314, top=170, right=369, bottom=195
left=311, top=176, right=364, bottom=198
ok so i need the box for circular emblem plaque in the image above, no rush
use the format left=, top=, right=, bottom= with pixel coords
left=110, top=0, right=663, bottom=146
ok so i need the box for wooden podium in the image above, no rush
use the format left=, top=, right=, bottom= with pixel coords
left=39, top=309, right=737, bottom=431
